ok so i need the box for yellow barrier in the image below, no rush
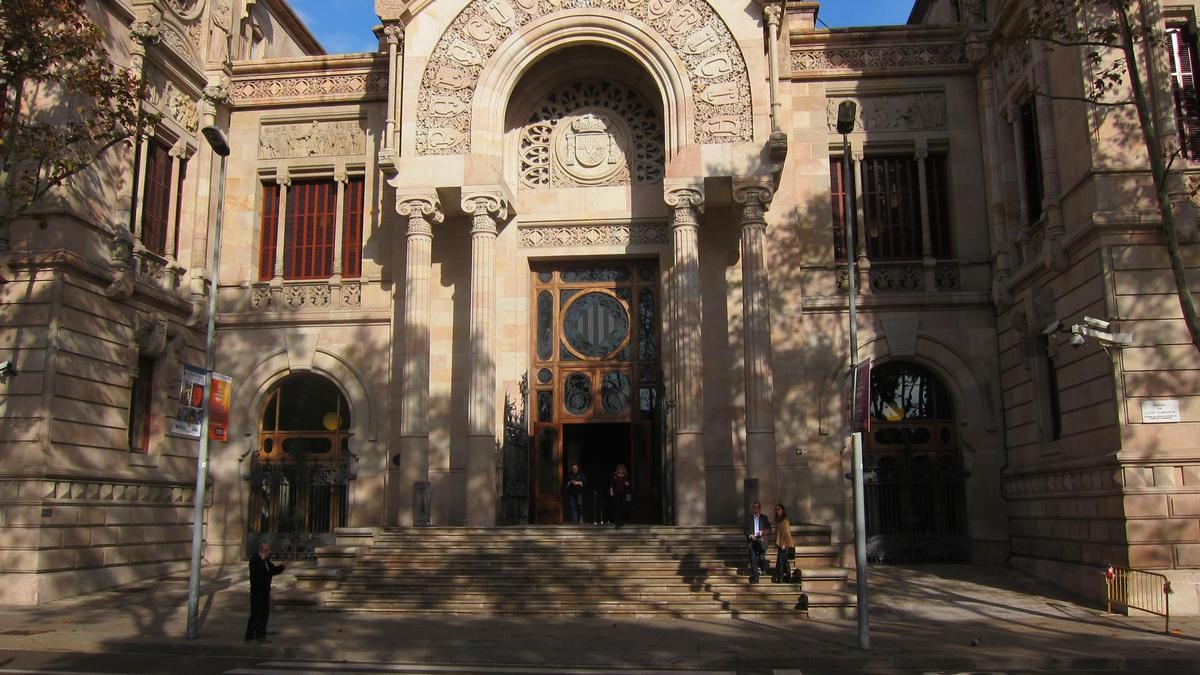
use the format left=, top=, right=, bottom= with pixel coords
left=1105, top=565, right=1172, bottom=633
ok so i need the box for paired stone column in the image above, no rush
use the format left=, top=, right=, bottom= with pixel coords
left=395, top=192, right=443, bottom=525
left=664, top=183, right=706, bottom=525
left=381, top=22, right=404, bottom=153
left=733, top=180, right=779, bottom=510
left=461, top=189, right=508, bottom=527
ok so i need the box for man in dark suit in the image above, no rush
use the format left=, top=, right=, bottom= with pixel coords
left=746, top=501, right=771, bottom=583
left=245, top=541, right=286, bottom=642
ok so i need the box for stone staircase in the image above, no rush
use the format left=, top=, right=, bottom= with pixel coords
left=297, top=525, right=855, bottom=618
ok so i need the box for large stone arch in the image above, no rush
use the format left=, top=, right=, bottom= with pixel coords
left=414, top=0, right=754, bottom=158
left=232, top=346, right=379, bottom=451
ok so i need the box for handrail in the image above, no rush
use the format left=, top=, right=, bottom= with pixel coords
left=1105, top=564, right=1172, bottom=633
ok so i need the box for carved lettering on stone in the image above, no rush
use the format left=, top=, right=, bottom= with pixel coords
left=694, top=54, right=734, bottom=79
left=825, top=93, right=948, bottom=132
left=417, top=0, right=752, bottom=154
left=258, top=120, right=366, bottom=159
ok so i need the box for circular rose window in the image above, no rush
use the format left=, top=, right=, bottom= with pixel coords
left=561, top=291, right=630, bottom=359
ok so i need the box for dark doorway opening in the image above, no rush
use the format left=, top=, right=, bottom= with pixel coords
left=564, top=422, right=630, bottom=524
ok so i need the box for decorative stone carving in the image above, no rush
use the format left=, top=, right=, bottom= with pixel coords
left=231, top=71, right=389, bottom=103
left=416, top=0, right=752, bottom=155
left=825, top=93, right=947, bottom=132
left=792, top=44, right=967, bottom=73
left=135, top=312, right=170, bottom=357
left=519, top=80, right=664, bottom=188
left=995, top=38, right=1030, bottom=96
left=258, top=120, right=366, bottom=159
left=147, top=68, right=199, bottom=132
left=518, top=223, right=669, bottom=248
left=251, top=281, right=361, bottom=309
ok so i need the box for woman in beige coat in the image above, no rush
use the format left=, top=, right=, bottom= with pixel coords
left=773, top=504, right=795, bottom=583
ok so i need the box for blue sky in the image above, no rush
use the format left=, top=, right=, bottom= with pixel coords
left=289, top=0, right=917, bottom=55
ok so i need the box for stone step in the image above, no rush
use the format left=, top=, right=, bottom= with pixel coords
left=317, top=605, right=808, bottom=618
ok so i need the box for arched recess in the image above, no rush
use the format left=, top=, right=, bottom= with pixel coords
left=232, top=346, right=378, bottom=450
left=817, top=333, right=989, bottom=448
left=470, top=10, right=697, bottom=160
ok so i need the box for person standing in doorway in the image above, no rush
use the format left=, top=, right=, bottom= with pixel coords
left=609, top=463, right=632, bottom=528
left=772, top=504, right=795, bottom=583
left=245, top=540, right=286, bottom=642
left=746, top=501, right=771, bottom=583
left=565, top=463, right=586, bottom=523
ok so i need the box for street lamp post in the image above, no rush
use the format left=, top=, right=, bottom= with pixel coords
left=837, top=100, right=870, bottom=651
left=185, top=125, right=230, bottom=639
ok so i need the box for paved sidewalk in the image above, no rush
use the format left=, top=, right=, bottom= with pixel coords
left=0, top=564, right=1197, bottom=673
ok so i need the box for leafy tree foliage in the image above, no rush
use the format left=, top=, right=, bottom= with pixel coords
left=1011, top=0, right=1199, bottom=353
left=0, top=0, right=147, bottom=257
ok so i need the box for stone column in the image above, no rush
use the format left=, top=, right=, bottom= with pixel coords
left=164, top=140, right=193, bottom=291
left=914, top=143, right=936, bottom=291
left=461, top=189, right=508, bottom=527
left=382, top=22, right=403, bottom=152
left=664, top=183, right=706, bottom=525
left=132, top=130, right=153, bottom=242
left=395, top=192, right=443, bottom=525
left=269, top=174, right=291, bottom=306
left=734, top=180, right=779, bottom=511
left=851, top=146, right=870, bottom=290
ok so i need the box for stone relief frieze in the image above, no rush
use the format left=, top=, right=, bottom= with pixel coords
left=520, top=80, right=664, bottom=188
left=825, top=93, right=947, bottom=132
left=147, top=68, right=200, bottom=132
left=995, top=38, right=1030, bottom=96
left=518, top=223, right=669, bottom=248
left=258, top=120, right=366, bottom=159
left=232, top=71, right=389, bottom=103
left=791, top=43, right=966, bottom=72
left=417, top=0, right=753, bottom=155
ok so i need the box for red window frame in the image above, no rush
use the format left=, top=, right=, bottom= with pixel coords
left=830, top=157, right=849, bottom=261
left=830, top=154, right=952, bottom=261
left=128, top=355, right=154, bottom=453
left=258, top=177, right=365, bottom=281
left=141, top=140, right=173, bottom=256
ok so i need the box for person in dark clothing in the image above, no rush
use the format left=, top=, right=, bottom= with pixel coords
left=609, top=463, right=631, bottom=528
left=746, top=501, right=771, bottom=583
left=565, top=463, right=586, bottom=524
left=245, top=541, right=286, bottom=642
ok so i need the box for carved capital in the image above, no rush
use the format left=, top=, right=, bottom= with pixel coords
left=135, top=312, right=169, bottom=358
left=733, top=181, right=774, bottom=229
left=383, top=22, right=404, bottom=46
left=763, top=3, right=783, bottom=28
left=169, top=139, right=195, bottom=160
left=130, top=9, right=162, bottom=47
left=275, top=174, right=292, bottom=188
left=914, top=147, right=929, bottom=161
left=202, top=76, right=231, bottom=107
left=334, top=170, right=349, bottom=184
left=663, top=184, right=704, bottom=211
left=397, top=194, right=444, bottom=238
left=461, top=191, right=508, bottom=236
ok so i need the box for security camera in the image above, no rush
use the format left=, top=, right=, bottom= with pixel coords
left=1069, top=333, right=1086, bottom=348
left=0, top=360, right=16, bottom=379
left=1083, top=316, right=1111, bottom=331
left=1042, top=321, right=1062, bottom=336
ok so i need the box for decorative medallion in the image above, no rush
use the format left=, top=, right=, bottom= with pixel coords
left=417, top=0, right=753, bottom=155
left=563, top=372, right=593, bottom=414
left=520, top=80, right=663, bottom=188
left=561, top=291, right=630, bottom=360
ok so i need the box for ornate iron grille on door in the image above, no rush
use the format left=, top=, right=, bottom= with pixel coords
left=530, top=261, right=662, bottom=524
left=248, top=373, right=354, bottom=560
left=864, top=361, right=967, bottom=563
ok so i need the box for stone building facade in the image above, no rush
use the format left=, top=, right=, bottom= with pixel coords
left=1, top=0, right=1198, bottom=613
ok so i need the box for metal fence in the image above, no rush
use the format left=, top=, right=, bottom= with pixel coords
left=1105, top=565, right=1172, bottom=633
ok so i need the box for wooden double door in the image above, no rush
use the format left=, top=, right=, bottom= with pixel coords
left=529, top=260, right=663, bottom=524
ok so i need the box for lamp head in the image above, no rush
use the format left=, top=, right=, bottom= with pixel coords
left=836, top=101, right=857, bottom=135
left=201, top=125, right=230, bottom=157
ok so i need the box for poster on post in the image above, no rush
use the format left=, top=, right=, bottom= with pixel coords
left=169, top=364, right=207, bottom=439
left=208, top=373, right=233, bottom=441
left=843, top=359, right=872, bottom=435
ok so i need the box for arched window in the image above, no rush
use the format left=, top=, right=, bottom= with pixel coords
left=864, top=361, right=965, bottom=563
left=249, top=373, right=353, bottom=559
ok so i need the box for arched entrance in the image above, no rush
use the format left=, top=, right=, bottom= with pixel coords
left=248, top=372, right=354, bottom=559
left=529, top=260, right=663, bottom=524
left=864, top=361, right=967, bottom=562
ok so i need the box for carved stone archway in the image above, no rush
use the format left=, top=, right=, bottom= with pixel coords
left=415, top=0, right=753, bottom=158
